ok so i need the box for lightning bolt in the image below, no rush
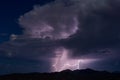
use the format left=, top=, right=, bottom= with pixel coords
left=52, top=47, right=98, bottom=72
left=52, top=48, right=81, bottom=71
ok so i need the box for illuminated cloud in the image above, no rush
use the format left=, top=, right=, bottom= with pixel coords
left=18, top=0, right=80, bottom=40
left=15, top=0, right=120, bottom=72
left=1, top=0, right=120, bottom=74
left=18, top=0, right=109, bottom=40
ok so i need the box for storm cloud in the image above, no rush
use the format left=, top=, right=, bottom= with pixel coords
left=7, top=0, right=120, bottom=60
left=19, top=0, right=80, bottom=39
left=63, top=0, right=120, bottom=56
left=0, top=0, right=120, bottom=74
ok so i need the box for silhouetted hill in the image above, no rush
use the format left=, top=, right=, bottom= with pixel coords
left=0, top=69, right=120, bottom=80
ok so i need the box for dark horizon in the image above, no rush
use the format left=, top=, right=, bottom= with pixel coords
left=0, top=68, right=120, bottom=80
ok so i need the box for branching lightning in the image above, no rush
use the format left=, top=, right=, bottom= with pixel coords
left=52, top=47, right=97, bottom=72
left=52, top=48, right=80, bottom=71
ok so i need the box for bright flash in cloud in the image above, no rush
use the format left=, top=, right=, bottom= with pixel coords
left=52, top=47, right=97, bottom=72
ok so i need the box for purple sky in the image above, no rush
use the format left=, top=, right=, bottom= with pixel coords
left=0, top=0, right=120, bottom=75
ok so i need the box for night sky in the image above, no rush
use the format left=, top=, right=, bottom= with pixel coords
left=0, top=0, right=120, bottom=75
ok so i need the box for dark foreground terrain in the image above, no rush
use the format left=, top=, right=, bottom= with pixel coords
left=0, top=69, right=120, bottom=80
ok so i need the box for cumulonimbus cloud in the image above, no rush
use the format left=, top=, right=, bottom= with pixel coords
left=18, top=0, right=109, bottom=40
left=1, top=0, right=120, bottom=73
left=18, top=0, right=80, bottom=40
left=18, top=0, right=120, bottom=58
